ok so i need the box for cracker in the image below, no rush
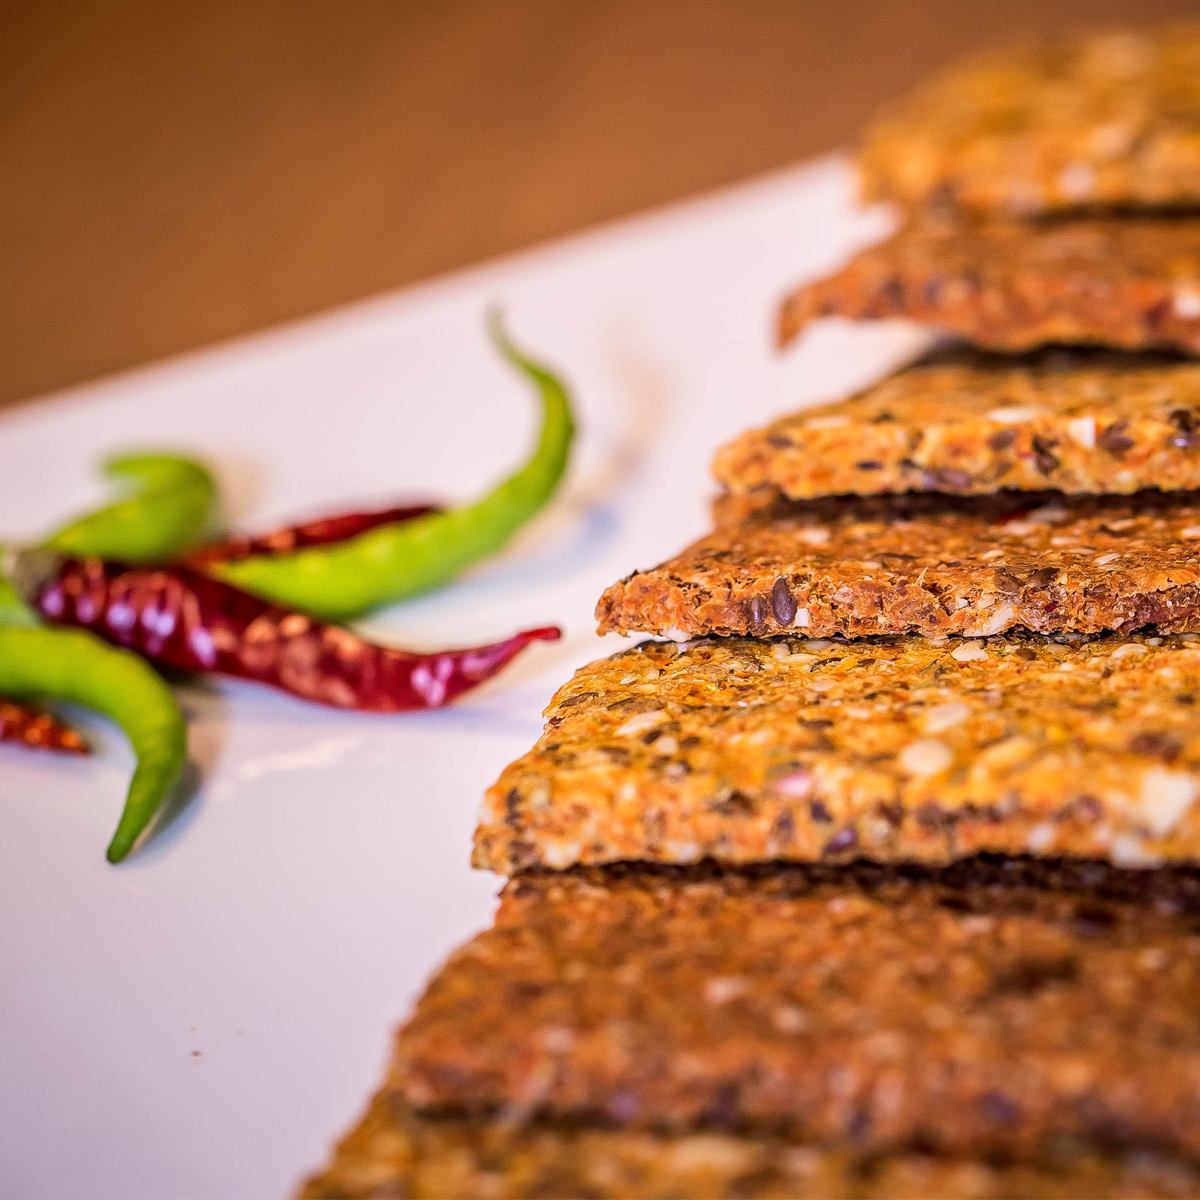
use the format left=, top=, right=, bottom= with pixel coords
left=306, top=863, right=1200, bottom=1196
left=301, top=1096, right=1200, bottom=1199
left=776, top=217, right=1200, bottom=353
left=596, top=490, right=1200, bottom=641
left=715, top=349, right=1200, bottom=499
left=475, top=632, right=1200, bottom=873
left=859, top=27, right=1200, bottom=216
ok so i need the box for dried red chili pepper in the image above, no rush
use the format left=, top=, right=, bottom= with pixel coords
left=187, top=503, right=441, bottom=566
left=0, top=699, right=89, bottom=754
left=20, top=555, right=559, bottom=711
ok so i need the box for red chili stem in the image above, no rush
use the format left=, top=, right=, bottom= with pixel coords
left=0, top=700, right=89, bottom=754
left=186, top=503, right=442, bottom=565
left=32, top=559, right=559, bottom=712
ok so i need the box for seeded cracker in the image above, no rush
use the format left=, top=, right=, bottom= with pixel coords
left=715, top=349, right=1200, bottom=500
left=475, top=633, right=1200, bottom=873
left=859, top=26, right=1200, bottom=216
left=304, top=1105, right=1200, bottom=1200
left=777, top=217, right=1200, bottom=353
left=302, top=1104, right=1200, bottom=1200
left=303, top=863, right=1200, bottom=1197
left=597, top=491, right=1200, bottom=641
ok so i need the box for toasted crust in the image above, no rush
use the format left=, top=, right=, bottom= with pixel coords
left=859, top=27, right=1200, bottom=216
left=306, top=862, right=1200, bottom=1195
left=596, top=490, right=1200, bottom=642
left=474, top=632, right=1200, bottom=873
left=714, top=349, right=1200, bottom=499
left=301, top=1096, right=1200, bottom=1199
left=776, top=217, right=1200, bottom=352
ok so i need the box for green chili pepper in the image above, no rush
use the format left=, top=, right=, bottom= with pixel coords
left=43, top=452, right=219, bottom=563
left=0, top=626, right=187, bottom=862
left=209, top=314, right=575, bottom=621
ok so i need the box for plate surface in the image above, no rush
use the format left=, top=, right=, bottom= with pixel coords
left=0, top=157, right=923, bottom=1199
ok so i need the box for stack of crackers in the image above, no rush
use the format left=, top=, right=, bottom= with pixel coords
left=306, top=27, right=1200, bottom=1200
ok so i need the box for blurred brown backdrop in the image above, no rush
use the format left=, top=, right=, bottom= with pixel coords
left=2, top=0, right=1196, bottom=407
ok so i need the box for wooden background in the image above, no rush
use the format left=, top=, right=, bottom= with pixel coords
left=3, top=0, right=1196, bottom=408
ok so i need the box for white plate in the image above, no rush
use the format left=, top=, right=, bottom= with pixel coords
left=0, top=157, right=925, bottom=1199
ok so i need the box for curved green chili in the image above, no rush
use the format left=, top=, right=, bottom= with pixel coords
left=0, top=626, right=187, bottom=862
left=44, top=452, right=219, bottom=563
left=210, top=314, right=575, bottom=621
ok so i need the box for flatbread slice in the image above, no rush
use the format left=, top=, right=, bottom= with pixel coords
left=304, top=862, right=1200, bottom=1196
left=596, top=490, right=1200, bottom=641
left=777, top=217, right=1200, bottom=353
left=476, top=632, right=1200, bottom=873
left=859, top=26, right=1200, bottom=216
left=715, top=349, right=1200, bottom=499
left=301, top=1096, right=1200, bottom=1199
